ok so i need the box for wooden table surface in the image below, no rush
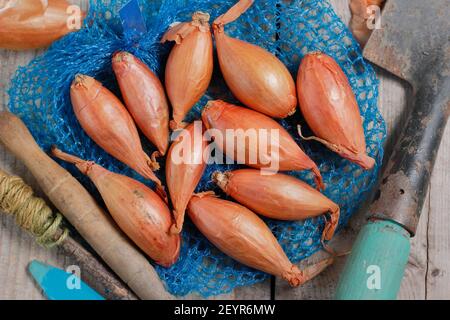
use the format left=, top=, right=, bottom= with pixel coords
left=1, top=0, right=449, bottom=300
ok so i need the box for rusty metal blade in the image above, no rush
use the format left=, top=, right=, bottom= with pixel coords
left=363, top=0, right=450, bottom=89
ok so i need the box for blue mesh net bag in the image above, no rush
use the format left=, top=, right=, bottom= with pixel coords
left=8, top=0, right=386, bottom=297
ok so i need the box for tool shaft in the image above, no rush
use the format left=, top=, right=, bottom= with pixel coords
left=371, top=71, right=450, bottom=235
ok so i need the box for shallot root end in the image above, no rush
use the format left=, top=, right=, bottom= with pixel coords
left=192, top=191, right=218, bottom=199
left=169, top=211, right=185, bottom=235
left=211, top=171, right=231, bottom=191
left=285, top=257, right=334, bottom=286
left=156, top=184, right=169, bottom=204
left=323, top=206, right=340, bottom=241
left=112, top=51, right=133, bottom=63
left=192, top=11, right=211, bottom=24
left=146, top=153, right=161, bottom=171
left=72, top=74, right=89, bottom=87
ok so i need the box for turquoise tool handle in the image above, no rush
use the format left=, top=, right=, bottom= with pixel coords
left=335, top=219, right=411, bottom=300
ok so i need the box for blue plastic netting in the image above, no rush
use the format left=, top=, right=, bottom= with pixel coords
left=8, top=0, right=386, bottom=297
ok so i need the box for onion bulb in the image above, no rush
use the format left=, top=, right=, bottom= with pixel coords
left=113, top=51, right=170, bottom=155
left=188, top=192, right=333, bottom=286
left=213, top=169, right=339, bottom=241
left=201, top=100, right=324, bottom=190
left=70, top=74, right=167, bottom=200
left=166, top=122, right=208, bottom=234
left=0, top=0, right=84, bottom=50
left=52, top=147, right=180, bottom=267
left=297, top=52, right=375, bottom=169
left=162, top=12, right=214, bottom=130
left=213, top=0, right=297, bottom=118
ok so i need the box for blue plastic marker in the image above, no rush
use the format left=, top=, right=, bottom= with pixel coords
left=28, top=260, right=105, bottom=300
left=119, top=0, right=147, bottom=41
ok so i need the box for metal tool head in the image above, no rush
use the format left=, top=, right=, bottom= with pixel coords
left=364, top=0, right=450, bottom=236
left=364, top=0, right=450, bottom=90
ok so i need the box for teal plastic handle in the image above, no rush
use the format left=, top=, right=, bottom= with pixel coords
left=335, top=219, right=411, bottom=300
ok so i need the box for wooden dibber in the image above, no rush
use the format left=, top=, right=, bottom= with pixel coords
left=0, top=112, right=174, bottom=300
left=0, top=168, right=136, bottom=300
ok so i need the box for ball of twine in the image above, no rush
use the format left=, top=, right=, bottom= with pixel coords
left=0, top=170, right=68, bottom=247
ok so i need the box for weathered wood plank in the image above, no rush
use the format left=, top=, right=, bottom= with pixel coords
left=1, top=0, right=448, bottom=301
left=425, top=124, right=450, bottom=299
left=0, top=48, right=71, bottom=300
left=397, top=196, right=428, bottom=300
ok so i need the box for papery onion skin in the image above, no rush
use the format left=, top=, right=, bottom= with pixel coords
left=166, top=122, right=208, bottom=234
left=213, top=30, right=297, bottom=118
left=70, top=75, right=165, bottom=197
left=113, top=52, right=170, bottom=155
left=51, top=148, right=180, bottom=268
left=213, top=0, right=297, bottom=118
left=187, top=193, right=306, bottom=286
left=201, top=100, right=324, bottom=190
left=0, top=0, right=84, bottom=50
left=162, top=12, right=214, bottom=130
left=213, top=169, right=339, bottom=241
left=349, top=0, right=385, bottom=47
left=297, top=52, right=375, bottom=169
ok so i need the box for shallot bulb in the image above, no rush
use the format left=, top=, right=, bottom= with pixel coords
left=201, top=100, right=324, bottom=190
left=112, top=52, right=170, bottom=155
left=162, top=12, right=214, bottom=130
left=213, top=0, right=297, bottom=118
left=51, top=148, right=180, bottom=267
left=187, top=193, right=333, bottom=286
left=350, top=0, right=385, bottom=47
left=0, top=0, right=84, bottom=50
left=213, top=169, right=340, bottom=241
left=296, top=52, right=375, bottom=169
left=70, top=74, right=166, bottom=200
left=166, top=122, right=208, bottom=234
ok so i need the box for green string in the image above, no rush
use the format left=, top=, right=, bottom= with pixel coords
left=0, top=170, right=68, bottom=248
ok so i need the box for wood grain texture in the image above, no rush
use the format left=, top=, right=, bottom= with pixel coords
left=426, top=124, right=450, bottom=300
left=0, top=49, right=72, bottom=300
left=1, top=0, right=449, bottom=300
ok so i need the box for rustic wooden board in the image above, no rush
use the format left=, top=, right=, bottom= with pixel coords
left=1, top=0, right=448, bottom=300
left=425, top=124, right=450, bottom=300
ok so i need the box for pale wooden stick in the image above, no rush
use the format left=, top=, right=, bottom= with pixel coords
left=0, top=112, right=174, bottom=300
left=0, top=168, right=136, bottom=300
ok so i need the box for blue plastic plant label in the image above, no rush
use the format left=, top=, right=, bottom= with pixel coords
left=120, top=0, right=147, bottom=41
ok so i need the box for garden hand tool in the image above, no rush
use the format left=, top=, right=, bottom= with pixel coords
left=28, top=260, right=105, bottom=300
left=336, top=0, right=450, bottom=299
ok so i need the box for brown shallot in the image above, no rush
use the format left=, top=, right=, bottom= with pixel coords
left=213, top=169, right=339, bottom=241
left=187, top=193, right=333, bottom=286
left=166, top=122, right=208, bottom=234
left=213, top=0, right=297, bottom=118
left=70, top=74, right=166, bottom=199
left=297, top=52, right=375, bottom=169
left=51, top=147, right=180, bottom=267
left=0, top=0, right=84, bottom=50
left=349, top=0, right=385, bottom=47
left=201, top=100, right=324, bottom=190
left=162, top=12, right=214, bottom=130
left=112, top=52, right=170, bottom=155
